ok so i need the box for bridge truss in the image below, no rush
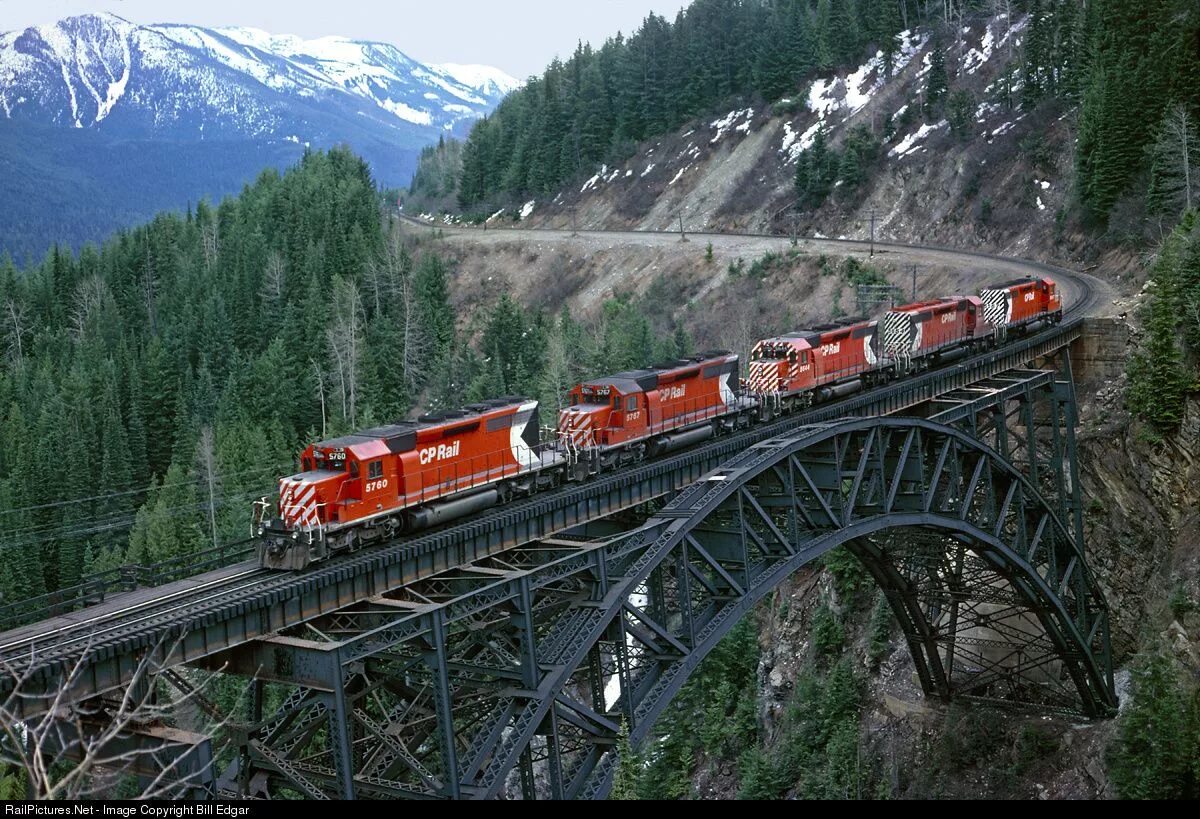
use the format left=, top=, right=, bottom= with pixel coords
left=193, top=355, right=1114, bottom=800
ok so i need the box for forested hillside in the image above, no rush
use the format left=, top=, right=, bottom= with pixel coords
left=437, top=0, right=1200, bottom=440
left=439, top=0, right=1198, bottom=236
left=0, top=147, right=691, bottom=602
left=457, top=0, right=913, bottom=210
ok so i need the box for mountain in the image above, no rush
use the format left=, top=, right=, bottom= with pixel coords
left=433, top=63, right=523, bottom=99
left=0, top=12, right=517, bottom=259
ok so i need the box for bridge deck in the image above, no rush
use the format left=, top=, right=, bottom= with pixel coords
left=0, top=320, right=1084, bottom=712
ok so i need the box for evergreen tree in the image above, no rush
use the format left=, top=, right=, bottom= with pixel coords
left=947, top=89, right=976, bottom=140
left=924, top=45, right=948, bottom=119
left=415, top=253, right=456, bottom=360
left=1147, top=106, right=1200, bottom=218
left=814, top=0, right=836, bottom=71
left=126, top=463, right=206, bottom=565
left=1107, top=645, right=1198, bottom=799
left=838, top=142, right=863, bottom=188
left=1127, top=217, right=1194, bottom=434
left=610, top=720, right=642, bottom=800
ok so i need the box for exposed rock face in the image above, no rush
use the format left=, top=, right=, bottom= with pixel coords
left=1079, top=398, right=1200, bottom=656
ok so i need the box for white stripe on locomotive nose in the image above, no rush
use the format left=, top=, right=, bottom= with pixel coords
left=292, top=487, right=316, bottom=510
left=285, top=487, right=316, bottom=522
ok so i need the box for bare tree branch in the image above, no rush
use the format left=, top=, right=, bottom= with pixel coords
left=0, top=632, right=244, bottom=799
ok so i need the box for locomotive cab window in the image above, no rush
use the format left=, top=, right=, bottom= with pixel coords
left=801, top=351, right=809, bottom=364
left=368, top=461, right=383, bottom=480
left=350, top=462, right=359, bottom=479
left=303, top=457, right=312, bottom=472
left=626, top=396, right=638, bottom=411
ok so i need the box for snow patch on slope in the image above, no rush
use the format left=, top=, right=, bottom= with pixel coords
left=711, top=108, right=754, bottom=143
left=807, top=30, right=927, bottom=122
left=379, top=98, right=432, bottom=126
left=889, top=120, right=946, bottom=158
left=781, top=29, right=928, bottom=164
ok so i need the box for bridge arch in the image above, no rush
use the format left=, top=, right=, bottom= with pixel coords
left=499, top=417, right=1116, bottom=799
left=214, top=415, right=1116, bottom=800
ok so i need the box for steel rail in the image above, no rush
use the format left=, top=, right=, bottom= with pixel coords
left=0, top=233, right=1095, bottom=704
left=0, top=320, right=1083, bottom=677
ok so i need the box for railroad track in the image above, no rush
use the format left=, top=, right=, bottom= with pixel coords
left=398, top=217, right=1111, bottom=317
left=0, top=231, right=1098, bottom=676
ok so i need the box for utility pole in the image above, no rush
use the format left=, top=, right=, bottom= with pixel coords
left=571, top=204, right=578, bottom=237
left=911, top=264, right=918, bottom=301
left=868, top=207, right=878, bottom=258
left=678, top=214, right=688, bottom=242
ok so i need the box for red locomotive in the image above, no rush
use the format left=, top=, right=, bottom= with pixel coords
left=255, top=398, right=554, bottom=570
left=979, top=277, right=1062, bottom=338
left=558, top=351, right=746, bottom=471
left=747, top=319, right=879, bottom=413
left=256, top=275, right=1067, bottom=571
left=256, top=353, right=750, bottom=570
left=880, top=296, right=992, bottom=371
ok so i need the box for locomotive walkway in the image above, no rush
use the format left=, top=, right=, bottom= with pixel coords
left=0, top=231, right=1113, bottom=798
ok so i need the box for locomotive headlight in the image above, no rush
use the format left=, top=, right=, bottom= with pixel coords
left=292, top=532, right=299, bottom=540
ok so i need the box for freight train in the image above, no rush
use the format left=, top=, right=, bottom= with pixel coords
left=253, top=276, right=1061, bottom=570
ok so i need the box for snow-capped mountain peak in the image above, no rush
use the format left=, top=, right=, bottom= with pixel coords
left=0, top=14, right=518, bottom=136
left=434, top=63, right=522, bottom=97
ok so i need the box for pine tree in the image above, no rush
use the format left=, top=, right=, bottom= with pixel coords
left=415, top=253, right=456, bottom=361
left=924, top=46, right=948, bottom=119
left=947, top=89, right=976, bottom=140
left=829, top=0, right=861, bottom=65
left=610, top=720, right=642, bottom=800
left=140, top=337, right=179, bottom=480
left=814, top=0, right=835, bottom=71
left=1127, top=221, right=1193, bottom=434
left=1147, top=106, right=1200, bottom=218
left=838, top=142, right=863, bottom=188
left=1021, top=0, right=1052, bottom=109
left=1107, top=645, right=1198, bottom=798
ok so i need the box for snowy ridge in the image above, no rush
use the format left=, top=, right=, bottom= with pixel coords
left=434, top=63, right=522, bottom=97
left=0, top=12, right=517, bottom=137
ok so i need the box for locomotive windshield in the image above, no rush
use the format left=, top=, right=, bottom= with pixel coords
left=751, top=346, right=785, bottom=361
left=313, top=448, right=349, bottom=472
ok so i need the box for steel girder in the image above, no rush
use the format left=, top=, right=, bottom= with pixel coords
left=206, top=409, right=1114, bottom=799
left=0, top=324, right=1083, bottom=719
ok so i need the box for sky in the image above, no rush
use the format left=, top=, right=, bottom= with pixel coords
left=0, top=0, right=691, bottom=78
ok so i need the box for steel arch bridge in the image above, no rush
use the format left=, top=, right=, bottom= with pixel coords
left=204, top=395, right=1115, bottom=799
left=0, top=339, right=1117, bottom=799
